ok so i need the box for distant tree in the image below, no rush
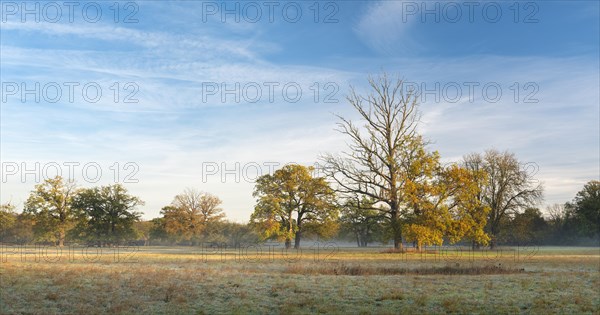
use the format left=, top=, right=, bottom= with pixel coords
left=546, top=203, right=566, bottom=225
left=463, top=150, right=543, bottom=248
left=133, top=220, right=153, bottom=246
left=251, top=164, right=338, bottom=249
left=24, top=176, right=79, bottom=246
left=505, top=207, right=548, bottom=244
left=72, top=184, right=143, bottom=245
left=149, top=217, right=173, bottom=244
left=218, top=221, right=259, bottom=247
left=565, top=180, right=600, bottom=239
left=0, top=203, right=17, bottom=241
left=12, top=213, right=36, bottom=244
left=340, top=197, right=384, bottom=247
left=544, top=203, right=569, bottom=244
left=160, top=189, right=225, bottom=245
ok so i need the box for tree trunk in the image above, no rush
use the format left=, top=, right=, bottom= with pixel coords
left=111, top=221, right=116, bottom=244
left=391, top=208, right=403, bottom=250
left=286, top=213, right=294, bottom=250
left=394, top=238, right=403, bottom=250
left=356, top=234, right=360, bottom=247
left=489, top=225, right=498, bottom=249
left=294, top=231, right=301, bottom=249
left=58, top=229, right=65, bottom=247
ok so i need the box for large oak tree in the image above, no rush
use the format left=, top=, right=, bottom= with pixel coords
left=251, top=164, right=338, bottom=249
left=72, top=184, right=143, bottom=245
left=321, top=75, right=424, bottom=249
left=24, top=176, right=78, bottom=246
left=322, top=75, right=490, bottom=250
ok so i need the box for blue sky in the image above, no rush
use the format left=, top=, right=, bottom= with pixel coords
left=1, top=0, right=598, bottom=221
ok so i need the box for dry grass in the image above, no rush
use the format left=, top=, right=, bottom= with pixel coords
left=284, top=262, right=525, bottom=276
left=0, top=246, right=598, bottom=314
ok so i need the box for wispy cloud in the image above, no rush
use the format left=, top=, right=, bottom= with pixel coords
left=354, top=1, right=422, bottom=55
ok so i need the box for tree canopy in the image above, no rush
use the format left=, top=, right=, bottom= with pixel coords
left=160, top=189, right=225, bottom=245
left=463, top=150, right=543, bottom=248
left=251, top=164, right=338, bottom=249
left=72, top=184, right=143, bottom=245
left=23, top=176, right=78, bottom=246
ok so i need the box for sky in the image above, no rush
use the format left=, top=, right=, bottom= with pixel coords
left=0, top=0, right=598, bottom=222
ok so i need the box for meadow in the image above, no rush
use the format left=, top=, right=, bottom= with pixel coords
left=1, top=245, right=598, bottom=314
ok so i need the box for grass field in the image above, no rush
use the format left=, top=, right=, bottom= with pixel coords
left=1, top=245, right=599, bottom=314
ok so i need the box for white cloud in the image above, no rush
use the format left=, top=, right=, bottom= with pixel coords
left=354, top=1, right=422, bottom=55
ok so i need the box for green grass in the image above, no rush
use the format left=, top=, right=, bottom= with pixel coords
left=1, top=245, right=599, bottom=314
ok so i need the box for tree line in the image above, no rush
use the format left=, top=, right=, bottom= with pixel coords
left=0, top=181, right=259, bottom=247
left=0, top=169, right=596, bottom=249
left=1, top=75, right=597, bottom=249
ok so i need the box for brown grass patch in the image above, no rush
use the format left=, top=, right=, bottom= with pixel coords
left=285, top=263, right=526, bottom=276
left=380, top=248, right=439, bottom=254
left=375, top=289, right=405, bottom=301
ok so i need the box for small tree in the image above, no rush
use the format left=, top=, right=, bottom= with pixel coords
left=12, top=213, right=36, bottom=245
left=339, top=197, right=384, bottom=247
left=544, top=203, right=568, bottom=244
left=504, top=207, right=548, bottom=244
left=133, top=220, right=153, bottom=246
left=160, top=189, right=225, bottom=245
left=149, top=217, right=173, bottom=245
left=565, top=180, right=600, bottom=240
left=217, top=221, right=260, bottom=247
